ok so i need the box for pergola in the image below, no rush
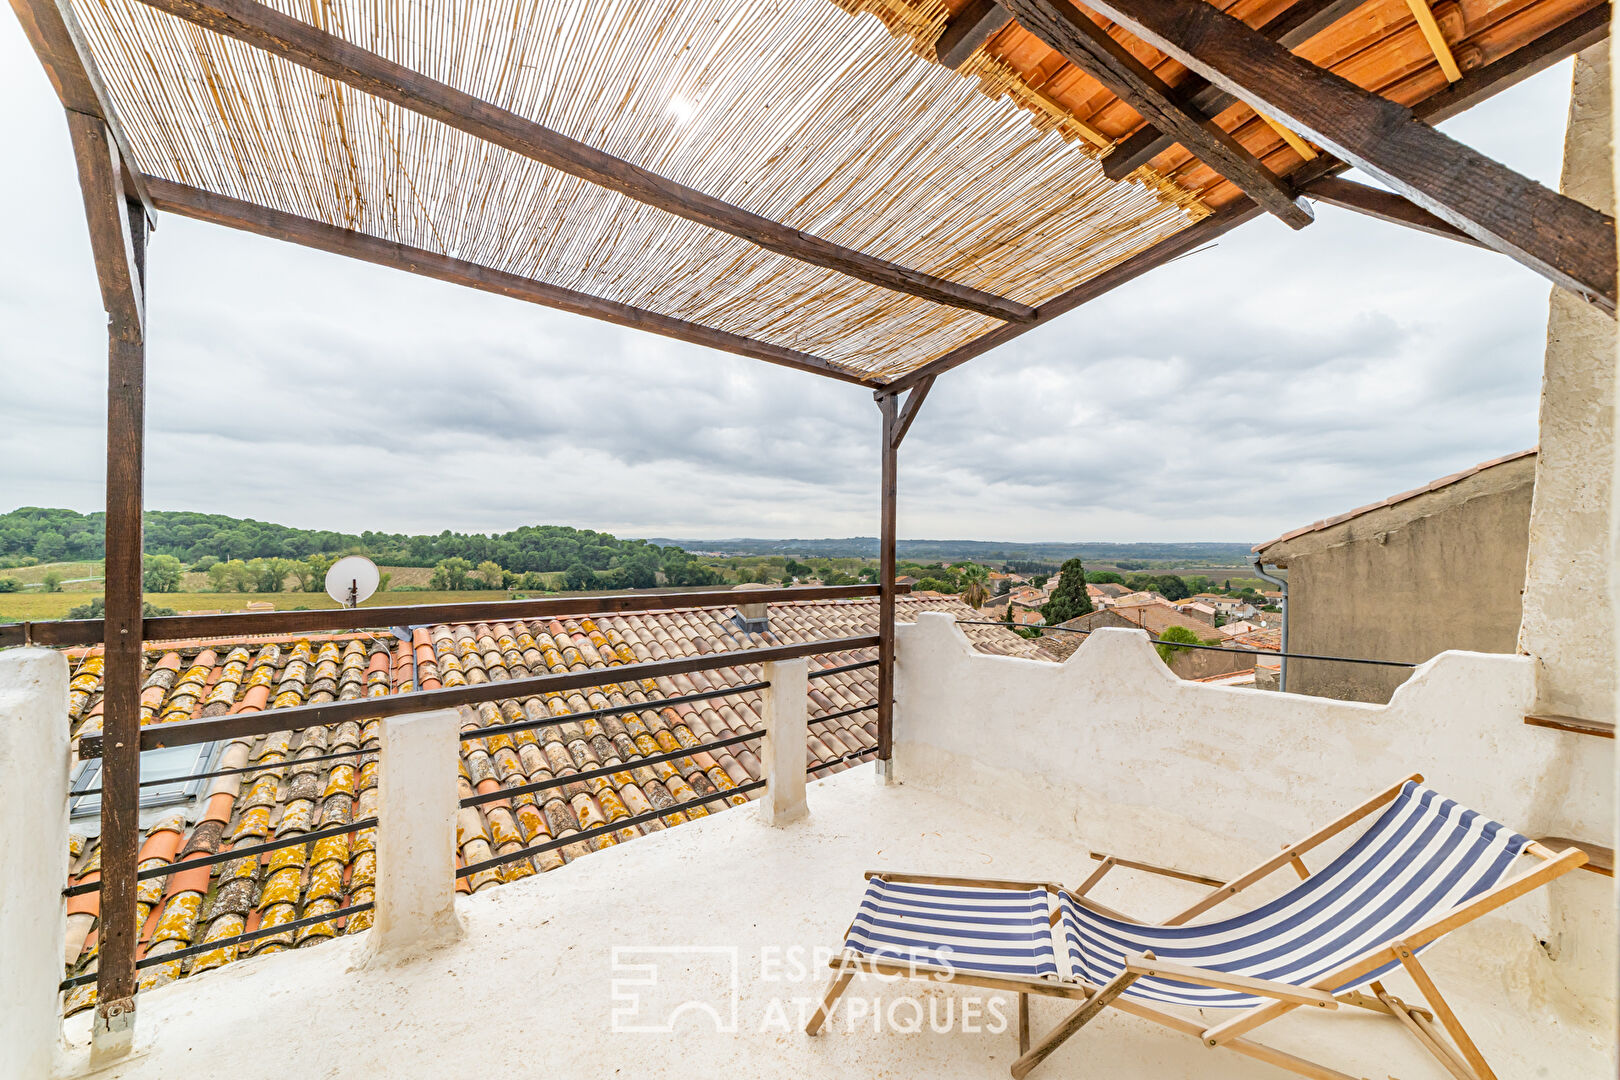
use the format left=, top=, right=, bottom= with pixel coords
left=9, top=0, right=1615, bottom=1045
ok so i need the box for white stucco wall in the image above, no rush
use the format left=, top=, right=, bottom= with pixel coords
left=1520, top=43, right=1619, bottom=724
left=0, top=647, right=70, bottom=1080
left=893, top=614, right=1615, bottom=1015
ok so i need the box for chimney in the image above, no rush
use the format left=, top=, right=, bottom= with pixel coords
left=732, top=583, right=770, bottom=635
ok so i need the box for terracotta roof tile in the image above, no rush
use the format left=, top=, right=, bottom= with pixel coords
left=56, top=594, right=1042, bottom=1008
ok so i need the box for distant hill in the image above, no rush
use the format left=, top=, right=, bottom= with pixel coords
left=644, top=537, right=1255, bottom=563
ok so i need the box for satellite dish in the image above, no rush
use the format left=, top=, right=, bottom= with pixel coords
left=325, top=555, right=380, bottom=608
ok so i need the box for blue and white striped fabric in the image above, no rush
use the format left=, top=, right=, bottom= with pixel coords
left=844, top=878, right=1060, bottom=979
left=1061, top=782, right=1530, bottom=1008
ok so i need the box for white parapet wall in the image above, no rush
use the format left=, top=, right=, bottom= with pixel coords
left=893, top=614, right=1616, bottom=1020
left=0, top=647, right=70, bottom=1080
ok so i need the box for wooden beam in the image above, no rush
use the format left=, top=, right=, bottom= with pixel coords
left=876, top=393, right=899, bottom=764
left=885, top=197, right=1263, bottom=391
left=1415, top=3, right=1611, bottom=126
left=8, top=0, right=155, bottom=222
left=1303, top=177, right=1484, bottom=247
left=1536, top=836, right=1614, bottom=876
left=1002, top=0, right=1313, bottom=228
left=1524, top=712, right=1616, bottom=738
left=1081, top=0, right=1617, bottom=312
left=65, top=115, right=144, bottom=342
left=90, top=182, right=147, bottom=1040
left=1102, top=0, right=1366, bottom=180
left=937, top=0, right=1013, bottom=69
left=142, top=177, right=875, bottom=387
left=130, top=0, right=1034, bottom=325
left=890, top=375, right=935, bottom=448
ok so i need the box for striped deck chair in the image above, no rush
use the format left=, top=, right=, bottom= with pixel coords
left=806, top=776, right=1587, bottom=1080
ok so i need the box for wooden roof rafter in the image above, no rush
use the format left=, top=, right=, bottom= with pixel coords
left=1084, top=0, right=1616, bottom=311
left=885, top=0, right=1615, bottom=393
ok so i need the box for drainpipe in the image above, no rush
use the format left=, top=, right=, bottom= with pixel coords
left=1247, top=554, right=1288, bottom=693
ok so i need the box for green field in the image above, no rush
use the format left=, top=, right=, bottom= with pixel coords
left=0, top=561, right=105, bottom=590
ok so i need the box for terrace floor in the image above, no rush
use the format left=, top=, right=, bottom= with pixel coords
left=59, top=767, right=1612, bottom=1080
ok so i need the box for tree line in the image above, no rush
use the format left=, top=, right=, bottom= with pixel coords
left=1, top=507, right=724, bottom=589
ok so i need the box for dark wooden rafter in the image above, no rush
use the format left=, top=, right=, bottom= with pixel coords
left=937, top=0, right=1014, bottom=68
left=999, top=0, right=1313, bottom=228
left=881, top=3, right=1615, bottom=393
left=1102, top=0, right=1368, bottom=180
left=1304, top=177, right=1484, bottom=246
left=129, top=0, right=1034, bottom=324
left=144, top=177, right=876, bottom=387
left=8, top=0, right=154, bottom=223
left=1083, top=0, right=1617, bottom=312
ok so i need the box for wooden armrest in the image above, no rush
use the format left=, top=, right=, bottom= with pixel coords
left=1086, top=851, right=1225, bottom=889
left=1123, top=953, right=1338, bottom=1009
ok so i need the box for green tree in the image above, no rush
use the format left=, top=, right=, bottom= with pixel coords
left=42, top=571, right=61, bottom=593
left=192, top=555, right=219, bottom=574
left=33, top=530, right=66, bottom=562
left=0, top=577, right=17, bottom=593
left=246, top=557, right=295, bottom=592
left=292, top=554, right=335, bottom=592
left=1153, top=574, right=1191, bottom=601
left=475, top=560, right=504, bottom=589
left=958, top=563, right=989, bottom=608
left=377, top=571, right=392, bottom=593
left=563, top=563, right=597, bottom=590
left=1041, top=558, right=1093, bottom=625
left=1154, top=624, right=1203, bottom=664
left=208, top=559, right=250, bottom=592
left=142, top=553, right=183, bottom=593
left=430, top=557, right=473, bottom=590
left=1086, top=570, right=1123, bottom=584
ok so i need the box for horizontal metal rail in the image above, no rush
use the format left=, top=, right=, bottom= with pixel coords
left=80, top=634, right=877, bottom=756
left=63, top=817, right=378, bottom=898
left=956, top=620, right=1418, bottom=668
left=460, top=728, right=765, bottom=810
left=457, top=778, right=767, bottom=878
left=58, top=901, right=375, bottom=989
left=76, top=746, right=371, bottom=796
left=458, top=682, right=768, bottom=744
left=23, top=583, right=898, bottom=649
left=810, top=703, right=875, bottom=725
left=809, top=658, right=879, bottom=678
left=812, top=746, right=877, bottom=771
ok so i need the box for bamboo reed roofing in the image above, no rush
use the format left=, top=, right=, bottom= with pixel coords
left=60, top=0, right=1599, bottom=383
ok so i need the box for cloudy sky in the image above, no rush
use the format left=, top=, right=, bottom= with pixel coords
left=0, top=16, right=1574, bottom=545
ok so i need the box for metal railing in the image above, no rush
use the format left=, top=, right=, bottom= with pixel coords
left=54, top=584, right=894, bottom=1002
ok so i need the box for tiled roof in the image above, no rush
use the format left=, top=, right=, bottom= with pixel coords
left=1254, top=448, right=1537, bottom=552
left=57, top=595, right=1045, bottom=1012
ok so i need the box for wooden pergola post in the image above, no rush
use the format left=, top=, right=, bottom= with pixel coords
left=874, top=378, right=934, bottom=777
left=94, top=186, right=146, bottom=1048
left=58, top=110, right=149, bottom=1053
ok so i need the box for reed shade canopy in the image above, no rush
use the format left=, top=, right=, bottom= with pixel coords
left=62, top=0, right=1218, bottom=382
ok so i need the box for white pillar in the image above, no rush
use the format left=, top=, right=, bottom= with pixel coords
left=758, top=658, right=809, bottom=826
left=0, top=647, right=70, bottom=1080
left=1520, top=44, right=1618, bottom=725
left=359, top=708, right=463, bottom=966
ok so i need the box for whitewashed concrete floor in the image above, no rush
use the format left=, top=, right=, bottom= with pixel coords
left=59, top=767, right=1612, bottom=1080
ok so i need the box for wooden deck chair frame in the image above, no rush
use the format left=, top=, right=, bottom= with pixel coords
left=805, top=775, right=1588, bottom=1080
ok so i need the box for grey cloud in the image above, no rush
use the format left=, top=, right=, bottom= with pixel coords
left=0, top=18, right=1571, bottom=542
